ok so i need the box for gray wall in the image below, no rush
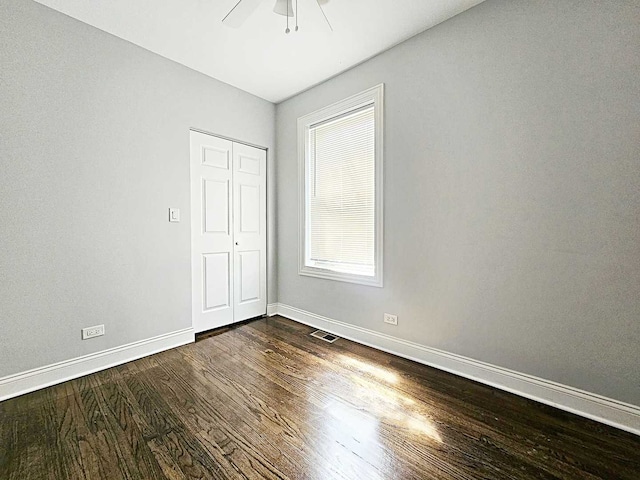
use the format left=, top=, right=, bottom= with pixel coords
left=0, top=0, right=276, bottom=377
left=276, top=0, right=640, bottom=405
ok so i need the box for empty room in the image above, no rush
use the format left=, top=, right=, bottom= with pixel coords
left=1, top=0, right=639, bottom=478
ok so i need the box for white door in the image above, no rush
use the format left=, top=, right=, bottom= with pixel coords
left=190, top=131, right=266, bottom=333
left=232, top=142, right=267, bottom=322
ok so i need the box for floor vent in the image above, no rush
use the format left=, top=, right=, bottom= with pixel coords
left=310, top=330, right=339, bottom=343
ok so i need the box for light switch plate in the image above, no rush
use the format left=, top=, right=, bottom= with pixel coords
left=169, top=208, right=180, bottom=222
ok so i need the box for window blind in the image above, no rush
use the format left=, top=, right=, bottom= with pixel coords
left=307, top=104, right=375, bottom=276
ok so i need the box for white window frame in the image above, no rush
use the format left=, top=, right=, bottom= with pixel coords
left=297, top=84, right=384, bottom=287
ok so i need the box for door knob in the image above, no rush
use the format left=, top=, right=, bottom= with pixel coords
left=235, top=242, right=239, bottom=245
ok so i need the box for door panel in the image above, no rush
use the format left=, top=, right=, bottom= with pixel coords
left=238, top=153, right=261, bottom=176
left=239, top=251, right=260, bottom=303
left=203, top=253, right=230, bottom=310
left=239, top=184, right=260, bottom=233
left=233, top=143, right=267, bottom=321
left=202, top=145, right=230, bottom=169
left=204, top=179, right=230, bottom=234
left=191, top=132, right=234, bottom=332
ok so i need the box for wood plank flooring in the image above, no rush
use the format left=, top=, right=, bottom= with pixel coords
left=1, top=316, right=639, bottom=479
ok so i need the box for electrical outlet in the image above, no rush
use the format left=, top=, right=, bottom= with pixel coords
left=82, top=324, right=105, bottom=340
left=384, top=313, right=398, bottom=325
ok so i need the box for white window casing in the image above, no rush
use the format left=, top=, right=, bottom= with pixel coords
left=297, top=84, right=384, bottom=287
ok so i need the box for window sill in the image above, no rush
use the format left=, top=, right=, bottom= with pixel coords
left=298, top=266, right=383, bottom=288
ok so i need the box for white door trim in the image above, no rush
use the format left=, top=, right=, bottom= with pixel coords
left=190, top=127, right=267, bottom=151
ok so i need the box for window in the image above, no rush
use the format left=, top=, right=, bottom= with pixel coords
left=298, top=84, right=384, bottom=287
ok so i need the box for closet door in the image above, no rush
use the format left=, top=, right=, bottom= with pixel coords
left=190, top=131, right=234, bottom=333
left=232, top=142, right=267, bottom=321
left=190, top=131, right=267, bottom=333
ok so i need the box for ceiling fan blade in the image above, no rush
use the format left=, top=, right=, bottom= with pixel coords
left=316, top=0, right=333, bottom=31
left=222, top=0, right=263, bottom=28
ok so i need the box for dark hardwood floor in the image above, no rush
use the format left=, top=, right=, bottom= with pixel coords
left=1, top=316, right=639, bottom=479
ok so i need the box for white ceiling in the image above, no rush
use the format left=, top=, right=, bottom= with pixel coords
left=34, top=0, right=485, bottom=103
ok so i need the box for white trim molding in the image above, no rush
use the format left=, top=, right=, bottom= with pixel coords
left=297, top=84, right=384, bottom=288
left=0, top=328, right=195, bottom=401
left=267, top=303, right=279, bottom=316
left=270, top=303, right=640, bottom=436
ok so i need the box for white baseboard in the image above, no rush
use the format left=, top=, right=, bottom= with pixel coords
left=266, top=303, right=279, bottom=316
left=0, top=327, right=195, bottom=401
left=272, top=303, right=640, bottom=436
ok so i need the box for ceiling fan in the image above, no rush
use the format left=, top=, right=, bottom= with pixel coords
left=222, top=0, right=332, bottom=33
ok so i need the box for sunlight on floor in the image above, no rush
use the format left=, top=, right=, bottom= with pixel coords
left=349, top=374, right=443, bottom=444
left=321, top=354, right=443, bottom=444
left=339, top=355, right=399, bottom=384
